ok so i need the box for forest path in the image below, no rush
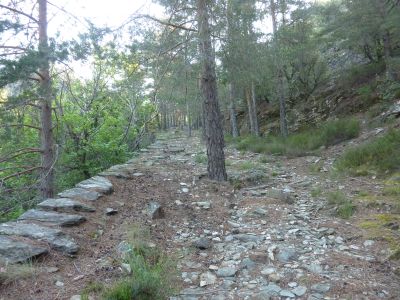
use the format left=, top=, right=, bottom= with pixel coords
left=1, top=130, right=399, bottom=299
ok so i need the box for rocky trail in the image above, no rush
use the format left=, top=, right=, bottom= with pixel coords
left=0, top=130, right=399, bottom=300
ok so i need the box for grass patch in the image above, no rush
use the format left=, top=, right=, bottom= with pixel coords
left=0, top=264, right=35, bottom=285
left=230, top=118, right=360, bottom=157
left=327, top=190, right=355, bottom=219
left=194, top=153, right=207, bottom=164
left=336, top=129, right=400, bottom=175
left=311, top=187, right=323, bottom=198
left=237, top=161, right=257, bottom=171
left=102, top=225, right=177, bottom=300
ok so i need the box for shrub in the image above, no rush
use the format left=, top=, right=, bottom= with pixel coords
left=229, top=118, right=360, bottom=157
left=327, top=190, right=355, bottom=219
left=336, top=129, right=400, bottom=175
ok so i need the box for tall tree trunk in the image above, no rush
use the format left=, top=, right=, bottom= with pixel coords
left=197, top=0, right=227, bottom=181
left=38, top=0, right=54, bottom=198
left=270, top=0, right=288, bottom=138
left=251, top=82, right=259, bottom=136
left=228, top=83, right=239, bottom=137
left=245, top=87, right=255, bottom=134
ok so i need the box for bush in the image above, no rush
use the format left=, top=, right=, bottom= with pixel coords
left=230, top=118, right=360, bottom=157
left=327, top=190, right=355, bottom=219
left=336, top=129, right=400, bottom=175
left=102, top=226, right=177, bottom=300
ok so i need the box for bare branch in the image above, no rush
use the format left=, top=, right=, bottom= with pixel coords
left=0, top=124, right=41, bottom=130
left=1, top=166, right=42, bottom=182
left=0, top=148, right=42, bottom=164
left=141, top=14, right=197, bottom=32
left=0, top=4, right=39, bottom=23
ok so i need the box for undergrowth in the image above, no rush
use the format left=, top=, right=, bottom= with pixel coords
left=230, top=118, right=360, bottom=157
left=336, top=129, right=400, bottom=175
left=327, top=190, right=355, bottom=219
left=100, top=225, right=177, bottom=300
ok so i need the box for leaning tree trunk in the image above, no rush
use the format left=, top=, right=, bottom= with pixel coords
left=197, top=0, right=227, bottom=181
left=228, top=83, right=239, bottom=137
left=270, top=0, right=288, bottom=138
left=38, top=0, right=54, bottom=198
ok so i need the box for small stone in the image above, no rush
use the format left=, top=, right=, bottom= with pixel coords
left=216, top=267, right=237, bottom=277
left=304, top=263, right=323, bottom=274
left=175, top=200, right=183, bottom=206
left=46, top=267, right=59, bottom=273
left=182, top=187, right=189, bottom=193
left=105, top=207, right=118, bottom=215
left=292, top=286, right=307, bottom=297
left=199, top=272, right=216, bottom=287
left=194, top=201, right=211, bottom=209
left=311, top=283, right=331, bottom=293
left=261, top=267, right=276, bottom=275
left=121, top=263, right=132, bottom=274
left=192, top=237, right=211, bottom=250
left=268, top=273, right=281, bottom=283
left=73, top=275, right=84, bottom=281
left=69, top=295, right=81, bottom=300
left=147, top=201, right=164, bottom=219
left=132, top=172, right=144, bottom=177
left=277, top=248, right=297, bottom=263
left=288, top=282, right=298, bottom=288
left=364, top=240, right=375, bottom=247
left=55, top=281, right=64, bottom=287
left=280, top=290, right=295, bottom=298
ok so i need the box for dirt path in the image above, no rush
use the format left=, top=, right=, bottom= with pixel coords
left=0, top=131, right=399, bottom=300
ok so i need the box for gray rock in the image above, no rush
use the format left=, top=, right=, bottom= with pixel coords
left=0, top=235, right=47, bottom=263
left=304, top=263, right=323, bottom=274
left=259, top=283, right=282, bottom=296
left=38, top=198, right=95, bottom=212
left=199, top=271, right=217, bottom=286
left=277, top=248, right=297, bottom=263
left=234, top=234, right=262, bottom=243
left=116, top=241, right=133, bottom=258
left=147, top=201, right=164, bottom=219
left=0, top=222, right=79, bottom=254
left=194, top=201, right=211, bottom=209
left=192, top=237, right=211, bottom=250
left=292, top=286, right=307, bottom=297
left=105, top=207, right=118, bottom=215
left=252, top=207, right=267, bottom=216
left=18, top=209, right=86, bottom=227
left=240, top=258, right=257, bottom=270
left=76, top=176, right=113, bottom=194
left=216, top=267, right=237, bottom=277
left=280, top=290, right=296, bottom=298
left=311, top=283, right=331, bottom=293
left=308, top=293, right=324, bottom=300
left=69, top=296, right=82, bottom=300
left=59, top=188, right=101, bottom=201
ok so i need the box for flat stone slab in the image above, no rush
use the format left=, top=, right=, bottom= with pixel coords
left=0, top=222, right=79, bottom=254
left=38, top=198, right=95, bottom=213
left=100, top=164, right=138, bottom=178
left=0, top=235, right=48, bottom=264
left=18, top=209, right=86, bottom=227
left=58, top=187, right=101, bottom=201
left=76, top=176, right=113, bottom=194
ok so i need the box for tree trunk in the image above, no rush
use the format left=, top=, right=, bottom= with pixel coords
left=270, top=0, right=288, bottom=138
left=228, top=83, right=239, bottom=137
left=251, top=82, right=259, bottom=136
left=197, top=0, right=227, bottom=181
left=38, top=0, right=54, bottom=198
left=245, top=87, right=255, bottom=134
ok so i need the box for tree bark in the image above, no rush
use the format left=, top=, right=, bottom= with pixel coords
left=197, top=0, right=227, bottom=181
left=38, top=0, right=55, bottom=198
left=270, top=0, right=288, bottom=138
left=228, top=83, right=239, bottom=137
left=251, top=82, right=259, bottom=136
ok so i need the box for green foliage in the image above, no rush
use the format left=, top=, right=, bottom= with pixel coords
left=336, top=129, right=400, bottom=175
left=327, top=190, right=355, bottom=219
left=340, top=62, right=386, bottom=88
left=231, top=118, right=360, bottom=157
left=194, top=153, right=207, bottom=164
left=103, top=226, right=176, bottom=300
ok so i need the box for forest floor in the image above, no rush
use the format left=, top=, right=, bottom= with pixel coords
left=0, top=128, right=399, bottom=300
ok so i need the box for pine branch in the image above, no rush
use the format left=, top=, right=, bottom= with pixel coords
left=0, top=4, right=39, bottom=23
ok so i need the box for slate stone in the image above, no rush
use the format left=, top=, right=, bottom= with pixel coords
left=18, top=209, right=86, bottom=227
left=277, top=248, right=297, bottom=263
left=59, top=188, right=101, bottom=201
left=259, top=283, right=282, bottom=296
left=311, top=283, right=331, bottom=293
left=76, top=176, right=113, bottom=194
left=192, top=237, right=211, bottom=250
left=147, top=201, right=164, bottom=219
left=105, top=207, right=118, bottom=215
left=0, top=222, right=79, bottom=254
left=292, top=286, right=307, bottom=297
left=0, top=235, right=48, bottom=263
left=234, top=234, right=262, bottom=243
left=216, top=267, right=237, bottom=277
left=38, top=198, right=95, bottom=213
